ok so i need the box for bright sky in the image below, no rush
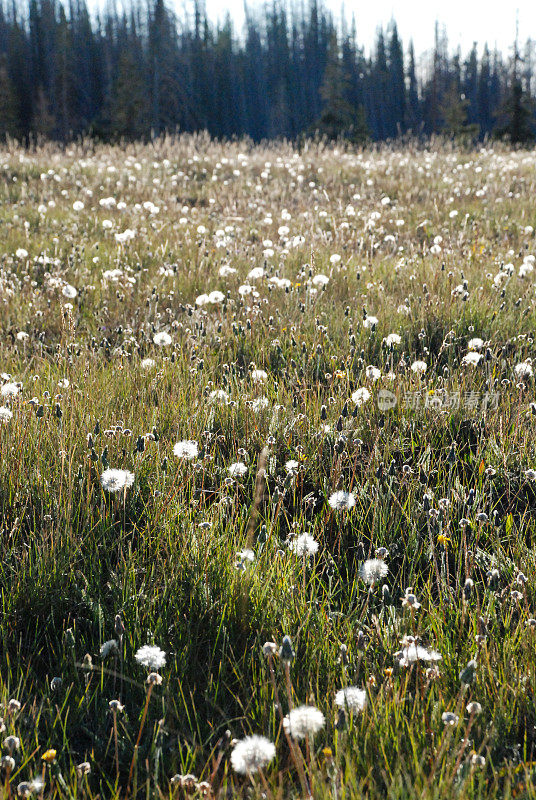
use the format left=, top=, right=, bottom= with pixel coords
left=195, top=0, right=535, bottom=56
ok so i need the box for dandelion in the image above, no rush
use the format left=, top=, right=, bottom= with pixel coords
left=383, top=333, right=402, bottom=347
left=311, top=274, right=329, bottom=287
left=442, top=711, right=459, bottom=726
left=0, top=407, right=13, bottom=423
left=351, top=387, right=371, bottom=405
left=153, top=331, right=172, bottom=346
left=208, top=389, right=229, bottom=404
left=135, top=645, right=167, bottom=670
left=283, top=706, right=325, bottom=739
left=335, top=687, right=367, bottom=713
left=468, top=337, right=484, bottom=350
left=228, top=462, right=247, bottom=477
left=100, top=469, right=134, bottom=493
left=359, top=558, right=388, bottom=585
left=100, top=640, right=119, bottom=659
left=515, top=361, right=533, bottom=378
left=462, top=352, right=482, bottom=366
left=251, top=397, right=269, bottom=412
left=401, top=589, right=421, bottom=610
left=328, top=490, right=356, bottom=510
left=3, top=736, right=20, bottom=753
left=365, top=365, right=381, bottom=381
left=62, top=284, right=78, bottom=299
left=411, top=360, right=427, bottom=374
left=208, top=290, right=225, bottom=303
left=1, top=383, right=20, bottom=399
left=251, top=369, right=268, bottom=383
left=288, top=533, right=319, bottom=557
left=173, top=440, right=198, bottom=459
left=141, top=358, right=156, bottom=370
left=285, top=459, right=299, bottom=475
left=466, top=701, right=482, bottom=715
left=230, top=735, right=276, bottom=775
left=396, top=639, right=442, bottom=667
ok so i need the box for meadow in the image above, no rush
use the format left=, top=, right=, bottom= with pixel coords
left=0, top=135, right=536, bottom=798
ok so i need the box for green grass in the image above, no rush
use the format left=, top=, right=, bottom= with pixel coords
left=0, top=136, right=535, bottom=798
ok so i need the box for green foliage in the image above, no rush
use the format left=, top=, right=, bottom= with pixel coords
left=0, top=137, right=535, bottom=798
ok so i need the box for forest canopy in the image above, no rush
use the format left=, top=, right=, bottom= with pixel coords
left=0, top=0, right=534, bottom=143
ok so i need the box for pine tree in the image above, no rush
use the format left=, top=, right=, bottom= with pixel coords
left=495, top=25, right=535, bottom=144
left=0, top=53, right=19, bottom=139
left=110, top=49, right=148, bottom=139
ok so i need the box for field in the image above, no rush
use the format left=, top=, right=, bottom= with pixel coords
left=1, top=136, right=536, bottom=799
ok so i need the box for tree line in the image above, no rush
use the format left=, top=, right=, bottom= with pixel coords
left=0, top=0, right=534, bottom=144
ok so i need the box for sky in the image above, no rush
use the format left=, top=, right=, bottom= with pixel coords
left=195, top=0, right=535, bottom=57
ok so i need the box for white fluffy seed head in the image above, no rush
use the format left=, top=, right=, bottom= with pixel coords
left=283, top=705, right=325, bottom=739
left=230, top=735, right=276, bottom=774
left=359, top=559, right=388, bottom=585
left=335, top=686, right=367, bottom=713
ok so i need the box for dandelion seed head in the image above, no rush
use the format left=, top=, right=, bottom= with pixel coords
left=230, top=735, right=276, bottom=775
left=135, top=644, right=167, bottom=670
left=283, top=705, right=325, bottom=739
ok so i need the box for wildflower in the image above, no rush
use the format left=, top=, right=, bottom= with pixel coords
left=471, top=754, right=486, bottom=767
left=285, top=459, right=299, bottom=475
left=515, top=361, right=533, bottom=378
left=109, top=700, right=124, bottom=713
left=100, top=469, right=134, bottom=493
left=1, top=383, right=20, bottom=399
left=0, top=407, right=13, bottom=423
left=365, top=365, right=381, bottom=381
left=251, top=369, right=268, bottom=383
left=466, top=702, right=482, bottom=716
left=141, top=358, right=156, bottom=370
left=312, top=274, right=329, bottom=287
left=279, top=636, right=295, bottom=663
left=228, top=462, right=247, bottom=478
left=351, top=387, right=371, bottom=406
left=359, top=559, right=388, bottom=585
left=462, top=352, right=482, bottom=366
left=41, top=750, right=57, bottom=763
left=100, top=640, right=119, bottom=659
left=135, top=645, right=167, bottom=670
left=146, top=672, right=163, bottom=685
left=173, top=440, right=198, bottom=459
left=230, top=735, right=276, bottom=775
left=62, top=284, right=77, bottom=299
left=236, top=549, right=255, bottom=570
left=442, top=712, right=459, bottom=726
left=524, top=469, right=536, bottom=481
left=411, top=360, right=427, bottom=374
left=153, top=331, right=172, bottom=346
left=383, top=333, right=402, bottom=347
left=468, top=338, right=484, bottom=350
left=401, top=589, right=421, bottom=610
left=283, top=706, right=325, bottom=739
left=208, top=389, right=229, bottom=404
left=3, top=736, right=20, bottom=753
left=328, top=491, right=355, bottom=511
left=262, top=642, right=277, bottom=657
left=396, top=642, right=442, bottom=667
left=76, top=762, right=91, bottom=777
left=335, top=687, right=367, bottom=713
left=363, top=315, right=379, bottom=329
left=288, top=533, right=319, bottom=557
left=207, top=290, right=225, bottom=303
